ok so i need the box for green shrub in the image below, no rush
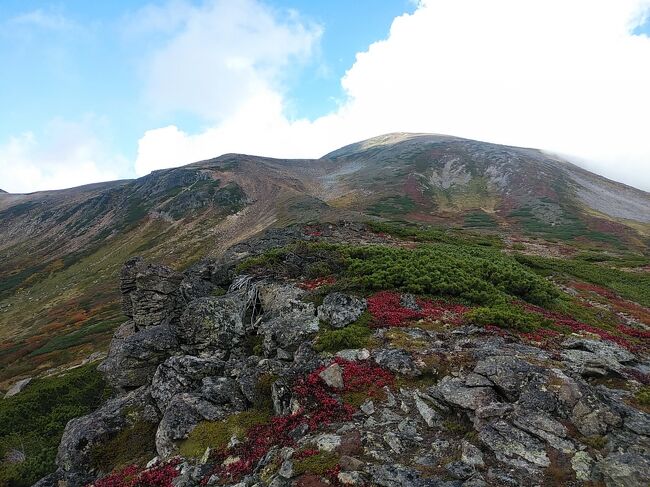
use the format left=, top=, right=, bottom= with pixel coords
left=0, top=364, right=109, bottom=487
left=636, top=387, right=650, bottom=406
left=342, top=244, right=558, bottom=306
left=314, top=313, right=373, bottom=352
left=179, top=410, right=270, bottom=458
left=514, top=253, right=650, bottom=307
left=464, top=304, right=552, bottom=332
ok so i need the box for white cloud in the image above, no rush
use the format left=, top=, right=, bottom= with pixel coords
left=135, top=0, right=650, bottom=191
left=132, top=0, right=321, bottom=122
left=7, top=9, right=75, bottom=31
left=0, top=119, right=129, bottom=193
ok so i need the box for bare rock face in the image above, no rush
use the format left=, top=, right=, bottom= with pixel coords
left=150, top=355, right=225, bottom=411
left=98, top=324, right=179, bottom=389
left=317, top=293, right=367, bottom=328
left=121, top=257, right=184, bottom=330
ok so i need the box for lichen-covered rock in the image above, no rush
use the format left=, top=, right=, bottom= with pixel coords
left=317, top=293, right=367, bottom=328
left=177, top=295, right=245, bottom=352
left=436, top=376, right=498, bottom=411
left=599, top=452, right=650, bottom=487
left=372, top=348, right=421, bottom=377
left=571, top=394, right=622, bottom=436
left=56, top=387, right=159, bottom=484
left=259, top=309, right=319, bottom=359
left=478, top=419, right=550, bottom=471
left=155, top=393, right=232, bottom=457
left=473, top=356, right=541, bottom=402
left=150, top=355, right=225, bottom=411
left=98, top=324, right=179, bottom=389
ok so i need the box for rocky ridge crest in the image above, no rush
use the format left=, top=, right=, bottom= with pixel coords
left=35, top=228, right=650, bottom=487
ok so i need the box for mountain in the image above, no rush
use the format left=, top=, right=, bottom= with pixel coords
left=0, top=133, right=649, bottom=384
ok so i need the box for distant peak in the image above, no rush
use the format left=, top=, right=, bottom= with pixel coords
left=0, top=189, right=7, bottom=194
left=322, top=132, right=461, bottom=159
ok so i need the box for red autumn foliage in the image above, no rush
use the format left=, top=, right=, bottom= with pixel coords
left=617, top=323, right=650, bottom=339
left=304, top=226, right=323, bottom=237
left=298, top=276, right=337, bottom=290
left=366, top=291, right=469, bottom=327
left=204, top=359, right=394, bottom=484
left=92, top=460, right=180, bottom=487
left=522, top=304, right=636, bottom=350
left=519, top=328, right=561, bottom=344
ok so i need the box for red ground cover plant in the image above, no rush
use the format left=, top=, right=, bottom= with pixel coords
left=304, top=225, right=323, bottom=237
left=92, top=460, right=180, bottom=487
left=522, top=303, right=639, bottom=351
left=298, top=276, right=336, bottom=291
left=203, top=359, right=394, bottom=484
left=519, top=328, right=561, bottom=345
left=366, top=291, right=469, bottom=327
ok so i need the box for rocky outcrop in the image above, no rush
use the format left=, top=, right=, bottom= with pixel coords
left=121, top=257, right=184, bottom=330
left=98, top=323, right=179, bottom=389
left=46, top=257, right=650, bottom=487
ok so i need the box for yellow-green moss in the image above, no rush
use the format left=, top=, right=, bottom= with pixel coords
left=179, top=410, right=270, bottom=458
left=385, top=329, right=429, bottom=351
left=293, top=451, right=339, bottom=476
left=90, top=421, right=157, bottom=472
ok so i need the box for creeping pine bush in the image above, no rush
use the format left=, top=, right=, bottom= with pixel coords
left=464, top=304, right=552, bottom=332
left=0, top=364, right=108, bottom=487
left=342, top=244, right=558, bottom=306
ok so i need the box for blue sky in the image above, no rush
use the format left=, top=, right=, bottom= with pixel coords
left=1, top=0, right=650, bottom=193
left=0, top=0, right=413, bottom=185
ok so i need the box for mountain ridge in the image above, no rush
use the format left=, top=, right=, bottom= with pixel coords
left=0, top=132, right=648, bottom=386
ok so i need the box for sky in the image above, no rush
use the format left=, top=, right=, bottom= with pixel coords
left=1, top=0, right=649, bottom=193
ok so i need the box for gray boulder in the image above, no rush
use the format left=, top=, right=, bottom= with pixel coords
left=373, top=348, right=421, bottom=377
left=155, top=393, right=231, bottom=457
left=259, top=309, right=319, bottom=359
left=4, top=377, right=32, bottom=398
left=478, top=419, right=550, bottom=471
left=317, top=293, right=367, bottom=328
left=56, top=387, right=159, bottom=482
left=177, top=295, right=245, bottom=352
left=98, top=324, right=179, bottom=389
left=599, top=452, right=650, bottom=487
left=150, top=355, right=225, bottom=411
left=571, top=394, right=622, bottom=436
left=436, top=376, right=498, bottom=411
left=473, top=356, right=541, bottom=402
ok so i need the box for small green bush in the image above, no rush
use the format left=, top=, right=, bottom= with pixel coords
left=314, top=313, right=373, bottom=352
left=464, top=304, right=552, bottom=332
left=635, top=387, right=650, bottom=406
left=179, top=410, right=271, bottom=458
